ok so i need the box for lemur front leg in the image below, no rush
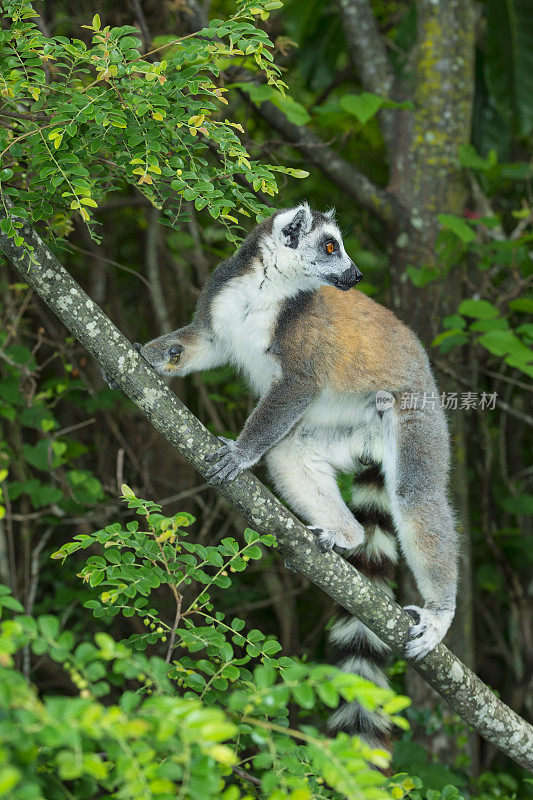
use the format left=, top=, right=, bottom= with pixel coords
left=266, top=434, right=365, bottom=552
left=384, top=406, right=457, bottom=659
left=205, top=376, right=314, bottom=483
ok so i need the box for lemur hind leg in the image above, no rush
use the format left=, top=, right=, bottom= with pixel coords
left=265, top=433, right=365, bottom=552
left=383, top=404, right=457, bottom=659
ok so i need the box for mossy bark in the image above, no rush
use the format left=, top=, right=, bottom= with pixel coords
left=380, top=0, right=477, bottom=761
left=388, top=0, right=476, bottom=337
left=0, top=218, right=532, bottom=772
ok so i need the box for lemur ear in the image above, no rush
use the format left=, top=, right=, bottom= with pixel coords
left=324, top=207, right=336, bottom=221
left=274, top=204, right=313, bottom=249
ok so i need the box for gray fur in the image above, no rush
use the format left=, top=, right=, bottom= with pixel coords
left=205, top=376, right=316, bottom=482
left=139, top=204, right=458, bottom=680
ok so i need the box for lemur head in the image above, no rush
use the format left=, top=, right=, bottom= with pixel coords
left=263, top=203, right=363, bottom=292
left=138, top=325, right=209, bottom=377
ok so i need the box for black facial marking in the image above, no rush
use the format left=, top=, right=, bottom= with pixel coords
left=318, top=233, right=339, bottom=253
left=281, top=208, right=307, bottom=249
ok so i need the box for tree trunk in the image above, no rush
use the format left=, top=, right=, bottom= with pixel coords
left=385, top=0, right=477, bottom=766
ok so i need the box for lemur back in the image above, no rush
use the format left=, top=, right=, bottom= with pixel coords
left=140, top=203, right=458, bottom=749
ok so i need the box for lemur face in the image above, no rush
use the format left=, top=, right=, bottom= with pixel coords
left=267, top=203, right=363, bottom=292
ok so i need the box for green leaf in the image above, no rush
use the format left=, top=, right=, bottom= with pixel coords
left=478, top=329, right=529, bottom=357
left=441, top=787, right=460, bottom=800
left=469, top=317, right=509, bottom=332
left=443, top=314, right=466, bottom=330
left=316, top=682, right=339, bottom=707
left=458, top=144, right=498, bottom=170
left=406, top=266, right=440, bottom=288
left=509, top=297, right=533, bottom=313
left=500, top=494, right=533, bottom=515
left=438, top=214, right=476, bottom=243
left=339, top=92, right=384, bottom=124
left=22, top=440, right=65, bottom=471
left=28, top=482, right=63, bottom=508
left=89, top=569, right=105, bottom=587
left=0, top=767, right=21, bottom=797
left=235, top=82, right=311, bottom=125
left=284, top=168, right=310, bottom=179
left=0, top=595, right=24, bottom=612
left=517, top=322, right=533, bottom=343
left=38, top=614, right=60, bottom=639
left=292, top=682, right=315, bottom=709
left=0, top=218, right=14, bottom=236
left=272, top=94, right=311, bottom=126
left=457, top=299, right=499, bottom=319
left=432, top=330, right=469, bottom=352
left=262, top=639, right=282, bottom=655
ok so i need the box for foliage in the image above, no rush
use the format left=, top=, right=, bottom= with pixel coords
left=0, top=0, right=303, bottom=249
left=0, top=487, right=411, bottom=800
left=431, top=176, right=533, bottom=380
left=0, top=280, right=118, bottom=526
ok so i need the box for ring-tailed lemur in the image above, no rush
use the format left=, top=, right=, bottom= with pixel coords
left=139, top=203, right=457, bottom=747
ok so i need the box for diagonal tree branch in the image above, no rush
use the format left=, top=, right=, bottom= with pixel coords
left=0, top=218, right=532, bottom=772
left=244, top=95, right=401, bottom=227
left=337, top=0, right=396, bottom=152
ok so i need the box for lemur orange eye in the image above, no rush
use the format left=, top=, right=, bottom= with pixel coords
left=326, top=242, right=334, bottom=254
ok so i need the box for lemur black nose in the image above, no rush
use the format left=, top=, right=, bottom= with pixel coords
left=340, top=265, right=363, bottom=289
left=352, top=265, right=363, bottom=284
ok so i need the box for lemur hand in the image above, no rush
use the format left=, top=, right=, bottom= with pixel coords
left=205, top=437, right=255, bottom=484
left=308, top=524, right=365, bottom=553
left=403, top=604, right=455, bottom=660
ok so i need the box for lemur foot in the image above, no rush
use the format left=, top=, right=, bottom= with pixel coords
left=308, top=527, right=338, bottom=552
left=205, top=437, right=254, bottom=484
left=308, top=526, right=364, bottom=553
left=403, top=605, right=453, bottom=660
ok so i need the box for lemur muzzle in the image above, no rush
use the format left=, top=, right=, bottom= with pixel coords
left=327, top=264, right=363, bottom=291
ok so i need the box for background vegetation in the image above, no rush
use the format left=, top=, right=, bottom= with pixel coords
left=0, top=0, right=531, bottom=797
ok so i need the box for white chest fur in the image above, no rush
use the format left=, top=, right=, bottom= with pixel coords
left=210, top=272, right=282, bottom=396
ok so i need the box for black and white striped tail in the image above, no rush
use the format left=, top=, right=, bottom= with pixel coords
left=328, top=463, right=397, bottom=749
